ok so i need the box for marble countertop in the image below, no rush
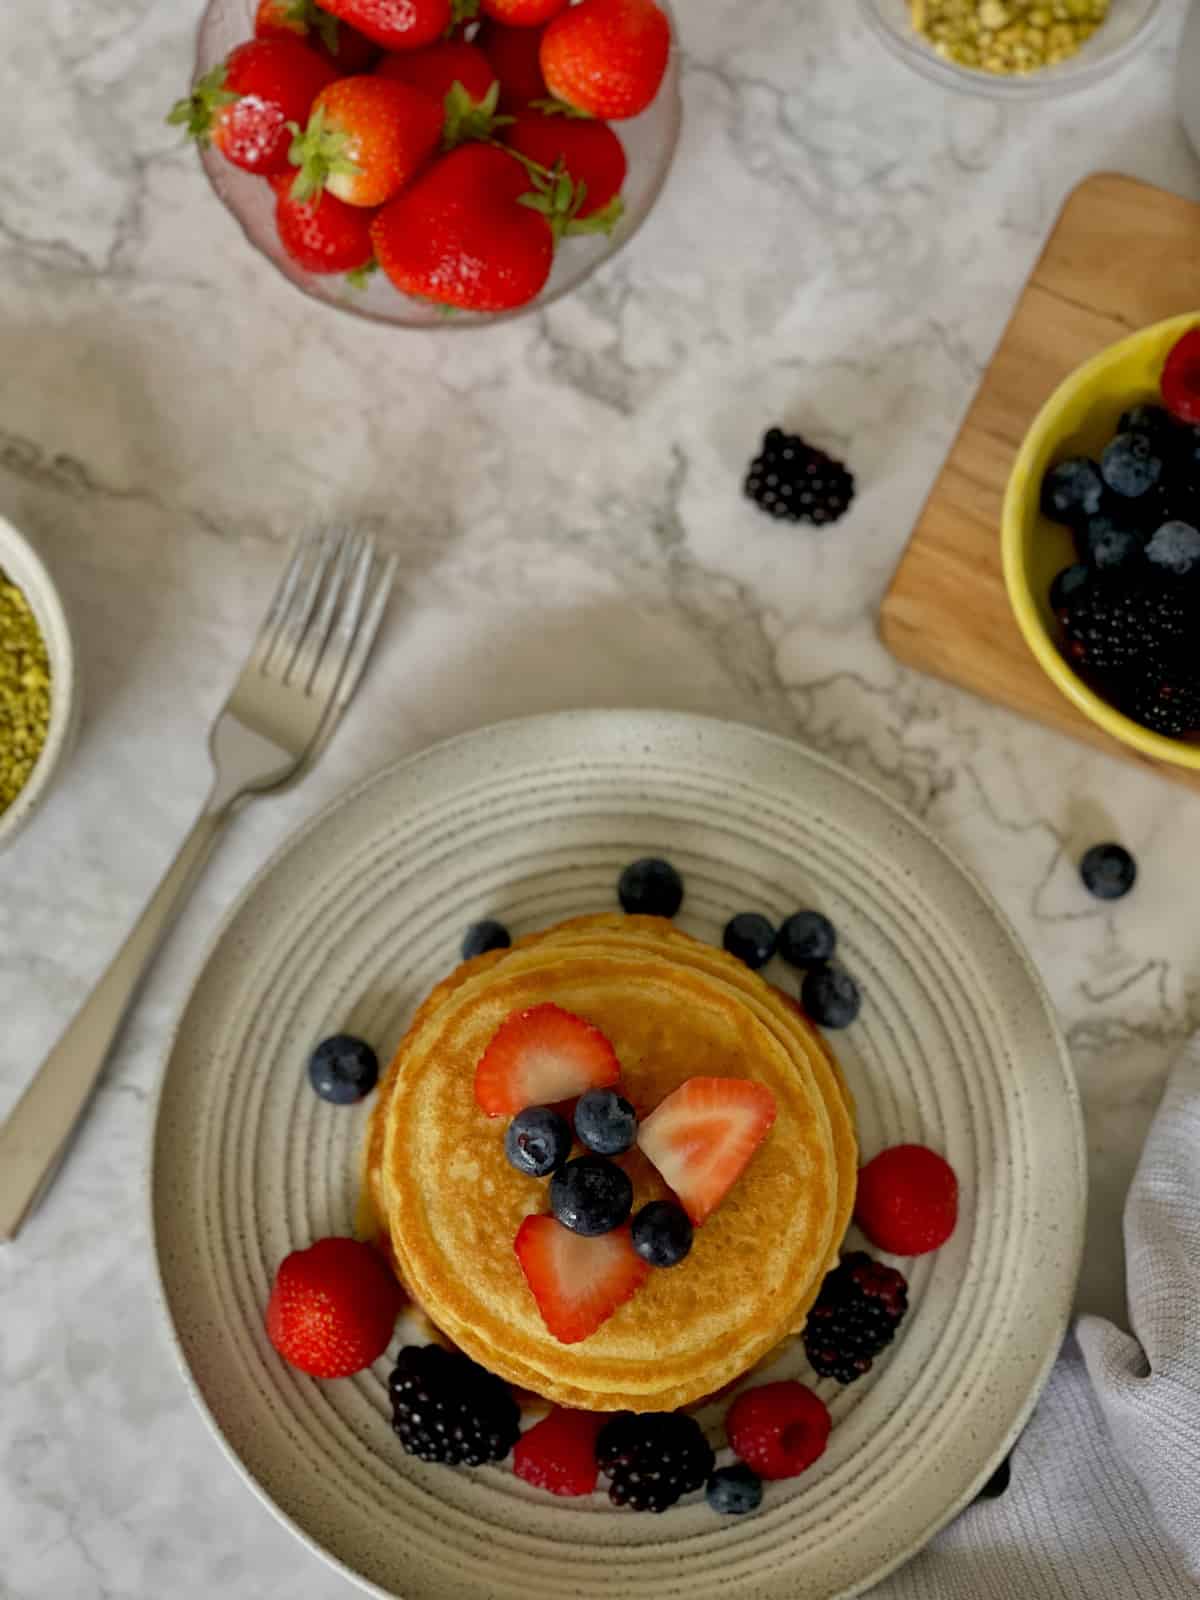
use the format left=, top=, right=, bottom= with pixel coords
left=3, top=0, right=1199, bottom=1594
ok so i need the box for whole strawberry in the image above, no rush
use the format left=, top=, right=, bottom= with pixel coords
left=168, top=38, right=336, bottom=177
left=376, top=40, right=504, bottom=145
left=266, top=1236, right=404, bottom=1378
left=322, top=0, right=468, bottom=51
left=271, top=173, right=376, bottom=278
left=504, top=109, right=625, bottom=223
left=373, top=144, right=557, bottom=312
left=254, top=0, right=379, bottom=71
left=476, top=18, right=550, bottom=107
left=289, top=77, right=443, bottom=207
left=540, top=0, right=670, bottom=120
left=482, top=0, right=569, bottom=22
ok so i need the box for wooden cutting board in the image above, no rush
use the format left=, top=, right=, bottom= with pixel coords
left=879, top=172, right=1200, bottom=793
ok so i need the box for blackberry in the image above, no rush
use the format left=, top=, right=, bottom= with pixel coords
left=1118, top=670, right=1200, bottom=739
left=596, top=1411, right=715, bottom=1512
left=744, top=428, right=855, bottom=526
left=1060, top=584, right=1188, bottom=674
left=388, top=1344, right=520, bottom=1466
left=803, top=1252, right=909, bottom=1385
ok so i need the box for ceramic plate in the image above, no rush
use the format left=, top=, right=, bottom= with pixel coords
left=151, top=710, right=1085, bottom=1600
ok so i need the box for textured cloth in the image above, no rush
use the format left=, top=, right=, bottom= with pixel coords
left=872, top=1037, right=1200, bottom=1598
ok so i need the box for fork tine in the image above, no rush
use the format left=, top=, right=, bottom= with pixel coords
left=250, top=532, right=315, bottom=671
left=301, top=551, right=397, bottom=771
left=266, top=531, right=334, bottom=679
left=309, top=537, right=376, bottom=707
left=292, top=530, right=362, bottom=691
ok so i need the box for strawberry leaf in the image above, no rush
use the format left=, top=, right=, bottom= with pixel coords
left=442, top=80, right=512, bottom=151
left=564, top=193, right=624, bottom=238
left=529, top=95, right=593, bottom=121
left=287, top=106, right=362, bottom=202
left=166, top=64, right=239, bottom=145
left=345, top=259, right=377, bottom=291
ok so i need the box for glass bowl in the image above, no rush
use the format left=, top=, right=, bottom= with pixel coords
left=191, top=0, right=681, bottom=328
left=858, top=0, right=1165, bottom=100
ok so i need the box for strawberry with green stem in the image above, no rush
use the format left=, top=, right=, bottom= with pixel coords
left=288, top=77, right=443, bottom=207
left=322, top=0, right=478, bottom=51
left=271, top=172, right=377, bottom=282
left=476, top=17, right=550, bottom=108
left=255, top=0, right=378, bottom=71
left=504, top=108, right=625, bottom=222
left=540, top=0, right=670, bottom=121
left=167, top=38, right=336, bottom=176
left=376, top=41, right=507, bottom=147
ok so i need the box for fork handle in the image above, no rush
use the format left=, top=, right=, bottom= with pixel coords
left=0, top=805, right=228, bottom=1242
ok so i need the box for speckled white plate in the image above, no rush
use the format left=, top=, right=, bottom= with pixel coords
left=151, top=710, right=1085, bottom=1600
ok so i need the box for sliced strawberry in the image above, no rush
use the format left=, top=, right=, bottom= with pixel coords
left=513, top=1406, right=606, bottom=1495
left=514, top=1216, right=648, bottom=1344
left=474, top=1003, right=620, bottom=1117
left=637, top=1077, right=776, bottom=1225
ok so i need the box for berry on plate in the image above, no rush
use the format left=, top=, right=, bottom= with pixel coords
left=266, top=1236, right=403, bottom=1378
left=322, top=0, right=461, bottom=50
left=540, top=0, right=671, bottom=121
left=706, top=1463, right=763, bottom=1516
left=801, top=965, right=861, bottom=1029
left=722, top=911, right=777, bottom=970
left=574, top=1085, right=637, bottom=1155
left=307, top=1032, right=379, bottom=1101
left=617, top=856, right=683, bottom=917
left=778, top=909, right=837, bottom=968
left=504, top=1104, right=573, bottom=1177
left=503, top=110, right=626, bottom=224
left=513, top=1406, right=606, bottom=1496
left=1162, top=327, right=1200, bottom=425
left=630, top=1198, right=692, bottom=1267
left=476, top=17, right=550, bottom=106
left=596, top=1411, right=714, bottom=1512
left=255, top=0, right=378, bottom=70
left=483, top=0, right=569, bottom=22
left=803, top=1252, right=909, bottom=1384
left=289, top=77, right=442, bottom=207
left=550, top=1154, right=634, bottom=1235
left=855, top=1143, right=958, bottom=1255
left=167, top=39, right=336, bottom=177
left=1079, top=841, right=1138, bottom=901
left=514, top=1214, right=649, bottom=1343
left=371, top=143, right=556, bottom=312
left=389, top=1343, right=521, bottom=1464
left=461, top=917, right=512, bottom=959
left=474, top=1001, right=621, bottom=1116
left=637, top=1076, right=777, bottom=1226
left=726, top=1381, right=831, bottom=1480
left=744, top=428, right=855, bottom=526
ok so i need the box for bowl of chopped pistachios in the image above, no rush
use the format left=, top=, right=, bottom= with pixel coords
left=859, top=0, right=1164, bottom=98
left=0, top=515, right=78, bottom=852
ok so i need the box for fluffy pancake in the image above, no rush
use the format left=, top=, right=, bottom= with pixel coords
left=366, top=918, right=857, bottom=1412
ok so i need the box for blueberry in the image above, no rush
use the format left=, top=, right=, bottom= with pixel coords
left=1118, top=403, right=1174, bottom=443
left=975, top=1455, right=1012, bottom=1501
left=618, top=857, right=684, bottom=918
left=505, top=1106, right=572, bottom=1178
left=778, top=910, right=837, bottom=968
left=706, top=1463, right=763, bottom=1516
left=574, top=1087, right=638, bottom=1156
left=631, top=1200, right=693, bottom=1267
left=1145, top=520, right=1200, bottom=578
left=1079, top=842, right=1137, bottom=901
left=801, top=966, right=861, bottom=1029
left=550, top=1156, right=633, bottom=1236
left=1081, top=515, right=1140, bottom=572
left=308, top=1034, right=379, bottom=1105
left=1101, top=433, right=1163, bottom=499
left=461, top=919, right=511, bottom=960
left=722, top=912, right=777, bottom=970
left=1040, top=458, right=1104, bottom=524
left=1049, top=563, right=1090, bottom=613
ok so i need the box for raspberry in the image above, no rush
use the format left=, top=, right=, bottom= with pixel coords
left=855, top=1144, right=958, bottom=1256
left=725, top=1381, right=831, bottom=1481
left=513, top=1408, right=605, bottom=1497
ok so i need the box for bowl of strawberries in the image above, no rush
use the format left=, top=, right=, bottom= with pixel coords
left=171, top=0, right=680, bottom=325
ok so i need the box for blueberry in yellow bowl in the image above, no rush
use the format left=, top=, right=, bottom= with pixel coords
left=1002, top=314, right=1200, bottom=770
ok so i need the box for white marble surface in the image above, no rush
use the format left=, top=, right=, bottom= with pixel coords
left=2, top=0, right=1199, bottom=1594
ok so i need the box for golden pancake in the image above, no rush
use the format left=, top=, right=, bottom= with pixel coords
left=365, top=918, right=857, bottom=1412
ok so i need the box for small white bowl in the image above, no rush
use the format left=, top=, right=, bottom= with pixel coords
left=0, top=516, right=79, bottom=852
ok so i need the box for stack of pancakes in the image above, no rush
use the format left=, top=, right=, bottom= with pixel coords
left=364, top=914, right=857, bottom=1413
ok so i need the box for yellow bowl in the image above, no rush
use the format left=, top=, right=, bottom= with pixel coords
left=1002, top=312, right=1200, bottom=771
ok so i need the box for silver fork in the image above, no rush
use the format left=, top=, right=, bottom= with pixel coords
left=0, top=530, right=396, bottom=1241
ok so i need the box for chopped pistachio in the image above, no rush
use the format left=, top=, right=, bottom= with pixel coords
left=909, top=0, right=1109, bottom=73
left=0, top=569, right=51, bottom=815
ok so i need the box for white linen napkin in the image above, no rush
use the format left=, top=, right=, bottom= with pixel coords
left=871, top=1037, right=1200, bottom=1597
